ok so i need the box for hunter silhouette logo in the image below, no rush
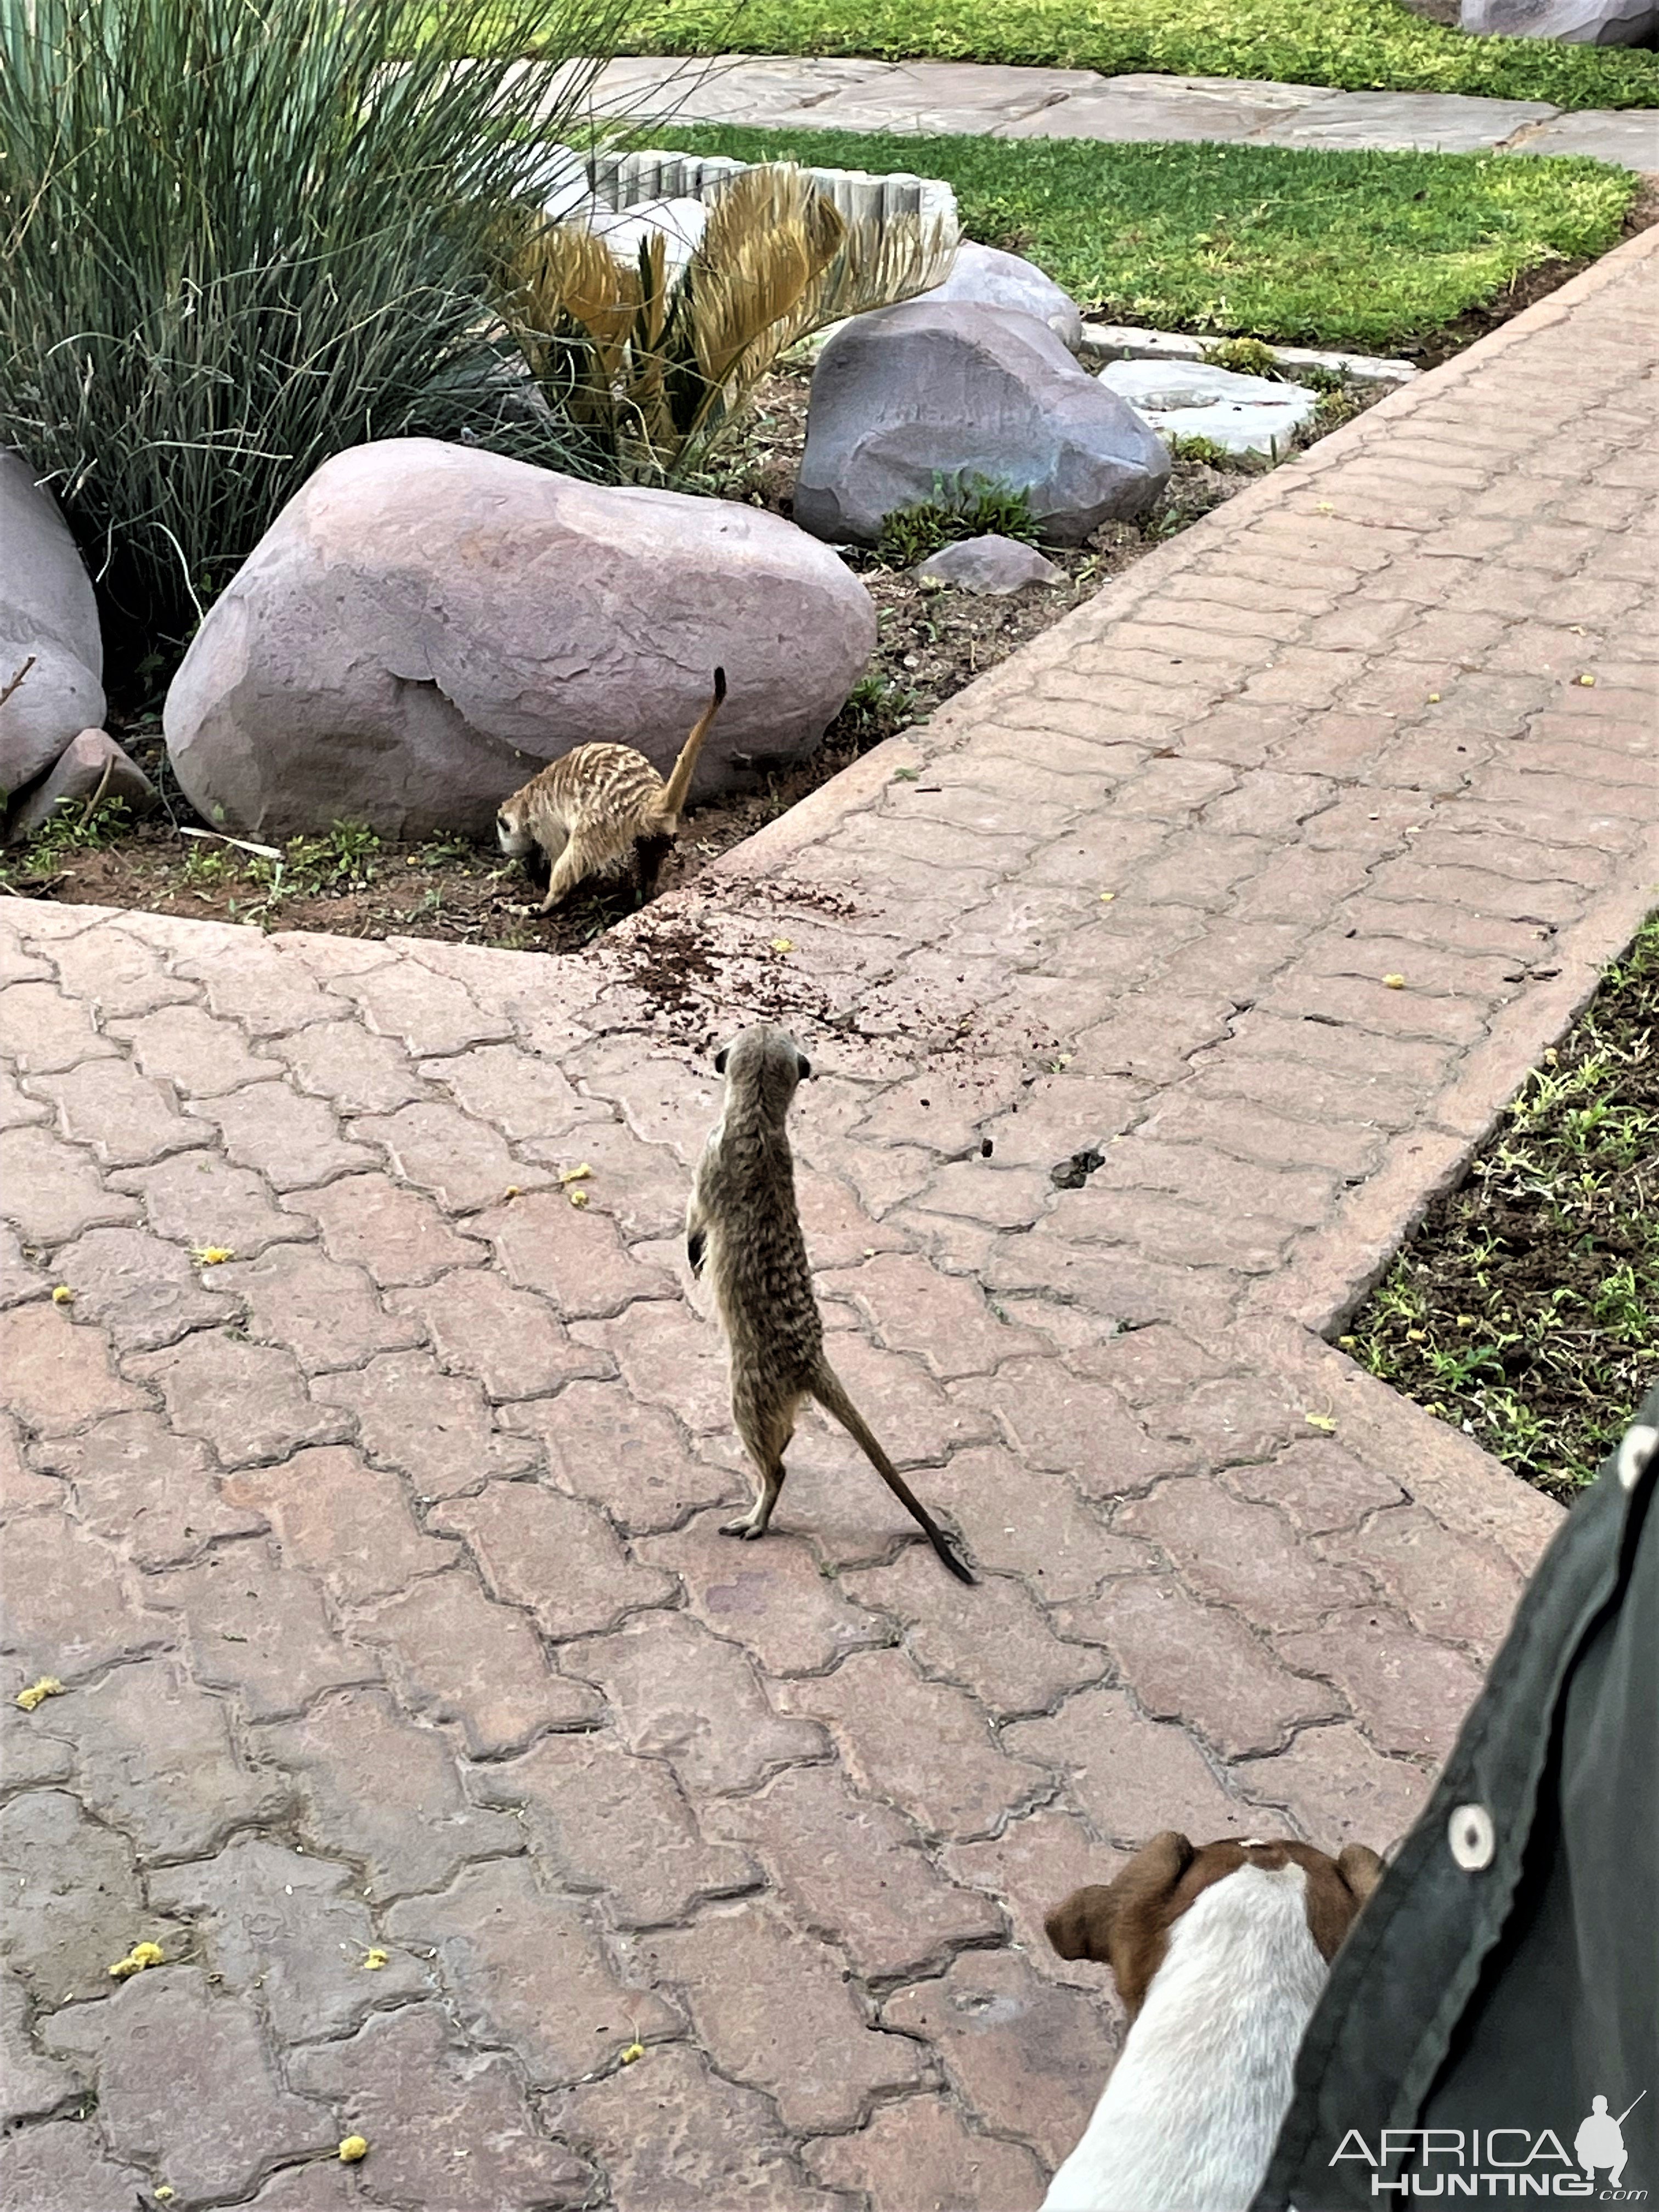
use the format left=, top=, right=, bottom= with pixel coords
left=1577, top=2096, right=1645, bottom=2192
left=1333, top=2095, right=1649, bottom=2198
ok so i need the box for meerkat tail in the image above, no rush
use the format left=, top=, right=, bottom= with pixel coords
left=653, top=667, right=727, bottom=825
left=808, top=1361, right=975, bottom=1585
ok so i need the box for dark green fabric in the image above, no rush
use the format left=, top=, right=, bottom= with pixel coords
left=1254, top=1386, right=1659, bottom=2212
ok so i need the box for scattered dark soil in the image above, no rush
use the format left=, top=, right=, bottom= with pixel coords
left=4, top=360, right=1371, bottom=953
left=1347, top=918, right=1659, bottom=1499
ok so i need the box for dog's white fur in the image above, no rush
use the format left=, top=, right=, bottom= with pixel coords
left=1042, top=1862, right=1328, bottom=2212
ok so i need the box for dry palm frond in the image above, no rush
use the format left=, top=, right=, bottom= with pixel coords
left=495, top=160, right=960, bottom=482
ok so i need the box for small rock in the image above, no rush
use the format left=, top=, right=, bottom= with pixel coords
left=1098, top=359, right=1318, bottom=458
left=0, top=454, right=106, bottom=802
left=796, top=302, right=1170, bottom=548
left=7, top=729, right=155, bottom=843
left=913, top=534, right=1063, bottom=595
left=1460, top=0, right=1657, bottom=38
left=916, top=241, right=1084, bottom=351
left=1050, top=1148, right=1104, bottom=1190
left=163, top=439, right=876, bottom=840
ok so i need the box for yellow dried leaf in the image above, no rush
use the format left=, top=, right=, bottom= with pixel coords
left=1426, top=693, right=1440, bottom=703
left=1407, top=1328, right=1426, bottom=1342
left=1337, top=1335, right=1357, bottom=1350
left=558, top=1164, right=592, bottom=1184
left=51, top=1284, right=74, bottom=1305
left=503, top=1185, right=521, bottom=1200
left=620, top=2042, right=645, bottom=2065
left=361, top=1948, right=389, bottom=1971
left=770, top=938, right=794, bottom=954
left=1098, top=891, right=1115, bottom=903
left=338, top=2136, right=369, bottom=2164
left=1456, top=1314, right=1477, bottom=1328
left=15, top=1677, right=64, bottom=1712
left=192, top=1246, right=234, bottom=1266
left=1577, top=673, right=1595, bottom=687
left=567, top=1188, right=590, bottom=1210
left=155, top=2190, right=176, bottom=2203
left=1304, top=1412, right=1338, bottom=1435
left=1382, top=974, right=1406, bottom=990
left=109, top=1940, right=165, bottom=1979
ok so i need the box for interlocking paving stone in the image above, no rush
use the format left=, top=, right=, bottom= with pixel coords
left=0, top=227, right=1652, bottom=2207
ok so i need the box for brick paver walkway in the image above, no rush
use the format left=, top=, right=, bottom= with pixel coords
left=2, top=230, right=1656, bottom=2212
left=589, top=53, right=1659, bottom=168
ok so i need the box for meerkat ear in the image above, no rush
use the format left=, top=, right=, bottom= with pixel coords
left=796, top=1053, right=812, bottom=1081
left=714, top=1047, right=729, bottom=1075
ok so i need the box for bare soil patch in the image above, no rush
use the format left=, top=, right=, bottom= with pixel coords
left=1347, top=919, right=1659, bottom=1500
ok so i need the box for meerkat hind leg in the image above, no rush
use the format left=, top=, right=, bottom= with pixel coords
left=724, top=1389, right=799, bottom=1540
left=721, top=1454, right=786, bottom=1541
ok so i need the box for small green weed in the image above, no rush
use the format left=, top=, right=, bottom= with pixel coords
left=1205, top=336, right=1280, bottom=376
left=9, top=796, right=136, bottom=864
left=877, top=476, right=1041, bottom=566
left=1347, top=916, right=1659, bottom=1497
left=842, top=670, right=919, bottom=741
left=1165, top=433, right=1239, bottom=467
left=244, top=822, right=382, bottom=907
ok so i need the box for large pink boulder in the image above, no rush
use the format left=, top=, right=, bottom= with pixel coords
left=0, top=455, right=106, bottom=804
left=163, top=439, right=876, bottom=842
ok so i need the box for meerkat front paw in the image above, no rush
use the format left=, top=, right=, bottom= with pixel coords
left=720, top=1515, right=764, bottom=1539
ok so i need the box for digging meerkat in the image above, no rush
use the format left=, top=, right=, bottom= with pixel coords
left=496, top=667, right=725, bottom=910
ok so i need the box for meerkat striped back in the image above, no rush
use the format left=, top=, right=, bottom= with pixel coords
left=495, top=669, right=726, bottom=916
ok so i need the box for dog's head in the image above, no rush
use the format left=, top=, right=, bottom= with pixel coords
left=1045, top=1832, right=1385, bottom=2020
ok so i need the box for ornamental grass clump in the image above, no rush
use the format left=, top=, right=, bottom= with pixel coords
left=0, top=0, right=635, bottom=663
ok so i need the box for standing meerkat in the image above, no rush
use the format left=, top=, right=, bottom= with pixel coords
left=687, top=1023, right=975, bottom=1584
left=496, top=667, right=726, bottom=911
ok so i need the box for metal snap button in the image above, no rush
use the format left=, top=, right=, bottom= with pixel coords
left=1617, top=1423, right=1656, bottom=1494
left=1448, top=1803, right=1495, bottom=1872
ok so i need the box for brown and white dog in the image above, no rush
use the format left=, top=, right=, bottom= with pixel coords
left=1041, top=1831, right=1386, bottom=2212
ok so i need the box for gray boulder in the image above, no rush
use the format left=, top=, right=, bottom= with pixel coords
left=914, top=534, right=1064, bottom=595
left=1460, top=0, right=1657, bottom=39
left=915, top=242, right=1085, bottom=351
left=794, top=302, right=1170, bottom=548
left=164, top=438, right=876, bottom=842
left=0, top=453, right=106, bottom=803
left=7, top=730, right=155, bottom=844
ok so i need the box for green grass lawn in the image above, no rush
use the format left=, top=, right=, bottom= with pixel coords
left=642, top=123, right=1638, bottom=351
left=623, top=0, right=1659, bottom=109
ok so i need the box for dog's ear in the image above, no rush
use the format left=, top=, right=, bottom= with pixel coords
left=1044, top=1884, right=1118, bottom=1963
left=1335, top=1843, right=1386, bottom=1905
left=1045, top=1832, right=1195, bottom=2013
